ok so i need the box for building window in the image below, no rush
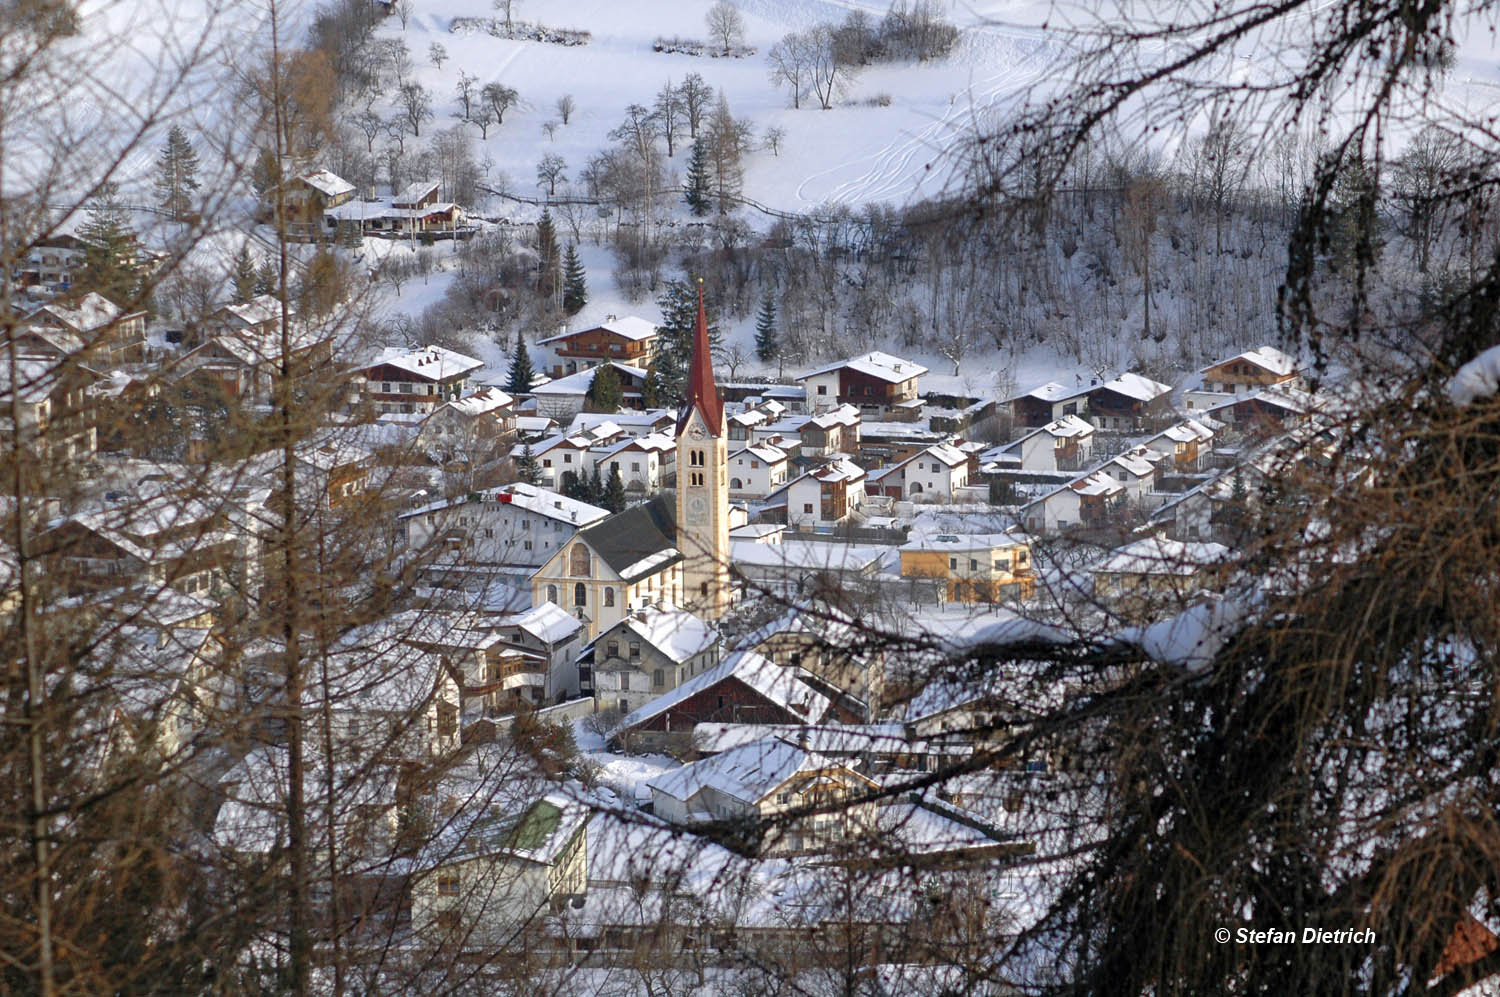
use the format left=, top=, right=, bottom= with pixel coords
left=438, top=873, right=460, bottom=896
left=607, top=641, right=619, bottom=657
left=546, top=584, right=558, bottom=603
left=690, top=450, right=704, bottom=467
left=629, top=643, right=640, bottom=659
left=574, top=582, right=587, bottom=607
left=817, top=385, right=828, bottom=395
left=949, top=557, right=957, bottom=570
left=521, top=519, right=531, bottom=530
left=803, top=503, right=813, bottom=513
left=690, top=472, right=704, bottom=487
left=970, top=558, right=979, bottom=571
left=631, top=462, right=640, bottom=472
left=653, top=668, right=665, bottom=688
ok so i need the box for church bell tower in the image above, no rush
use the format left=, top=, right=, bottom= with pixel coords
left=675, top=282, right=732, bottom=622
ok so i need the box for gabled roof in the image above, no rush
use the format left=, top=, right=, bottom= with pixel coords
left=367, top=345, right=484, bottom=380
left=504, top=602, right=583, bottom=645
left=392, top=180, right=440, bottom=206
left=537, top=316, right=659, bottom=345
left=1094, top=372, right=1173, bottom=403
left=647, top=737, right=843, bottom=807
left=612, top=604, right=718, bottom=663
left=868, top=442, right=967, bottom=481
left=1007, top=381, right=1078, bottom=404
left=618, top=651, right=829, bottom=730
left=1200, top=345, right=1298, bottom=377
left=533, top=362, right=647, bottom=397
left=437, top=386, right=514, bottom=417
left=796, top=351, right=928, bottom=384
left=1095, top=536, right=1232, bottom=576
left=220, top=294, right=290, bottom=328
left=297, top=169, right=355, bottom=198
left=730, top=442, right=788, bottom=464
left=570, top=494, right=682, bottom=584
left=1067, top=470, right=1125, bottom=498
left=1152, top=419, right=1215, bottom=445
left=29, top=292, right=131, bottom=333
left=1106, top=448, right=1160, bottom=478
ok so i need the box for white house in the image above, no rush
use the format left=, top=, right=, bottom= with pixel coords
left=1183, top=345, right=1302, bottom=412
left=1021, top=471, right=1126, bottom=532
left=589, top=432, right=675, bottom=493
left=773, top=456, right=867, bottom=530
left=585, top=604, right=722, bottom=714
left=866, top=442, right=970, bottom=501
left=983, top=415, right=1095, bottom=474
left=796, top=352, right=927, bottom=415
left=728, top=442, right=790, bottom=499
left=399, top=483, right=609, bottom=569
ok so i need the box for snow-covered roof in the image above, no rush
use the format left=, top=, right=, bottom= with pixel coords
left=531, top=362, right=647, bottom=397
left=1106, top=449, right=1160, bottom=478
left=1201, top=345, right=1299, bottom=377
left=648, top=737, right=838, bottom=807
left=392, top=180, right=440, bottom=206
left=298, top=169, right=355, bottom=198
left=399, top=482, right=607, bottom=526
left=1205, top=385, right=1313, bottom=415
left=31, top=292, right=129, bottom=332
left=1008, top=381, right=1078, bottom=403
left=1152, top=419, right=1215, bottom=445
left=220, top=294, right=290, bottom=328
left=871, top=442, right=968, bottom=481
left=796, top=351, right=928, bottom=384
left=1069, top=470, right=1126, bottom=498
left=504, top=601, right=582, bottom=644
left=538, top=315, right=658, bottom=345
left=615, top=604, right=718, bottom=663
left=515, top=416, right=557, bottom=432
left=900, top=530, right=1028, bottom=553
left=796, top=455, right=865, bottom=485
left=730, top=442, right=788, bottom=464
left=1095, top=536, right=1232, bottom=576
left=438, top=386, right=514, bottom=417
left=730, top=540, right=887, bottom=573
left=618, top=651, right=830, bottom=730
left=369, top=345, right=484, bottom=380
left=1097, top=371, right=1173, bottom=402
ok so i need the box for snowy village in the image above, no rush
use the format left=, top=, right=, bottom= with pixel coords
left=6, top=0, right=1500, bottom=993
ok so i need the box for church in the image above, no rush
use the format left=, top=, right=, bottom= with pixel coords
left=530, top=287, right=733, bottom=640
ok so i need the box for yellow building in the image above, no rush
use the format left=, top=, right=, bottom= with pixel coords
left=899, top=532, right=1035, bottom=603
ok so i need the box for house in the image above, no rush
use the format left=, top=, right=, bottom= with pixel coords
left=529, top=362, right=648, bottom=421
left=0, top=356, right=100, bottom=463
left=174, top=306, right=331, bottom=405
left=589, top=432, right=675, bottom=494
left=1183, top=346, right=1301, bottom=412
left=191, top=294, right=290, bottom=349
left=612, top=650, right=831, bottom=753
left=1021, top=471, right=1126, bottom=533
left=582, top=604, right=721, bottom=713
left=728, top=442, right=790, bottom=499
left=1098, top=447, right=1166, bottom=505
left=25, top=291, right=146, bottom=365
left=538, top=316, right=659, bottom=378
left=15, top=234, right=90, bottom=296
left=399, top=482, right=609, bottom=572
left=729, top=541, right=887, bottom=605
left=771, top=456, right=867, bottom=530
left=898, top=532, right=1035, bottom=603
left=362, top=345, right=485, bottom=415
left=323, top=180, right=468, bottom=238
left=514, top=431, right=598, bottom=489
left=1092, top=535, right=1232, bottom=616
left=1141, top=419, right=1215, bottom=472
left=1203, top=386, right=1314, bottom=433
left=1007, top=381, right=1088, bottom=427
left=734, top=607, right=884, bottom=714
left=1084, top=372, right=1174, bottom=431
left=279, top=168, right=356, bottom=234
left=867, top=442, right=970, bottom=501
left=418, top=387, right=516, bottom=464
left=983, top=415, right=1095, bottom=474
left=646, top=737, right=879, bottom=855
left=530, top=495, right=684, bottom=641
left=412, top=793, right=588, bottom=947
left=755, top=404, right=860, bottom=458
left=796, top=352, right=927, bottom=415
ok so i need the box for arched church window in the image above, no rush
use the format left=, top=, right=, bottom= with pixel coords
left=574, top=583, right=587, bottom=607
left=546, top=584, right=558, bottom=603
left=690, top=449, right=705, bottom=467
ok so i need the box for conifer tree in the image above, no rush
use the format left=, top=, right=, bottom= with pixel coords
left=652, top=279, right=720, bottom=404
left=254, top=259, right=277, bottom=297
left=562, top=243, right=588, bottom=315
left=684, top=140, right=711, bottom=216
left=153, top=124, right=201, bottom=220
left=588, top=463, right=604, bottom=504
left=231, top=246, right=258, bottom=304
left=754, top=291, right=779, bottom=363
left=586, top=363, right=623, bottom=412
left=535, top=208, right=561, bottom=300
left=516, top=442, right=540, bottom=484
left=77, top=181, right=139, bottom=305
left=605, top=463, right=627, bottom=512
left=507, top=334, right=535, bottom=394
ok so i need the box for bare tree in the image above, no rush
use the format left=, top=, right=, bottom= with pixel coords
left=428, top=41, right=447, bottom=68
left=555, top=93, right=576, bottom=125
left=398, top=81, right=433, bottom=136
left=536, top=153, right=567, bottom=196
left=653, top=79, right=684, bottom=157
left=705, top=0, right=745, bottom=55
left=453, top=70, right=478, bottom=127
left=678, top=72, right=713, bottom=138
left=763, top=124, right=786, bottom=156
left=481, top=82, right=519, bottom=125
left=806, top=24, right=858, bottom=110
left=767, top=32, right=811, bottom=109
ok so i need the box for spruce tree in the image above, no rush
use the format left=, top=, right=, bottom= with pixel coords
left=586, top=363, right=623, bottom=412
left=231, top=246, right=258, bottom=304
left=77, top=181, right=138, bottom=305
left=254, top=259, right=278, bottom=297
left=754, top=291, right=778, bottom=363
left=535, top=209, right=561, bottom=300
left=684, top=140, right=711, bottom=216
left=507, top=334, right=536, bottom=394
left=653, top=279, right=720, bottom=404
left=604, top=463, right=627, bottom=513
left=588, top=464, right=604, bottom=505
left=562, top=244, right=588, bottom=315
left=153, top=124, right=201, bottom=220
left=516, top=442, right=540, bottom=485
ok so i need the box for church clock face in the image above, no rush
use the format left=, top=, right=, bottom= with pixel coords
left=688, top=424, right=707, bottom=440
left=686, top=494, right=708, bottom=525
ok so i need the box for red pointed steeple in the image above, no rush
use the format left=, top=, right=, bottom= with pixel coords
left=678, top=279, right=722, bottom=436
